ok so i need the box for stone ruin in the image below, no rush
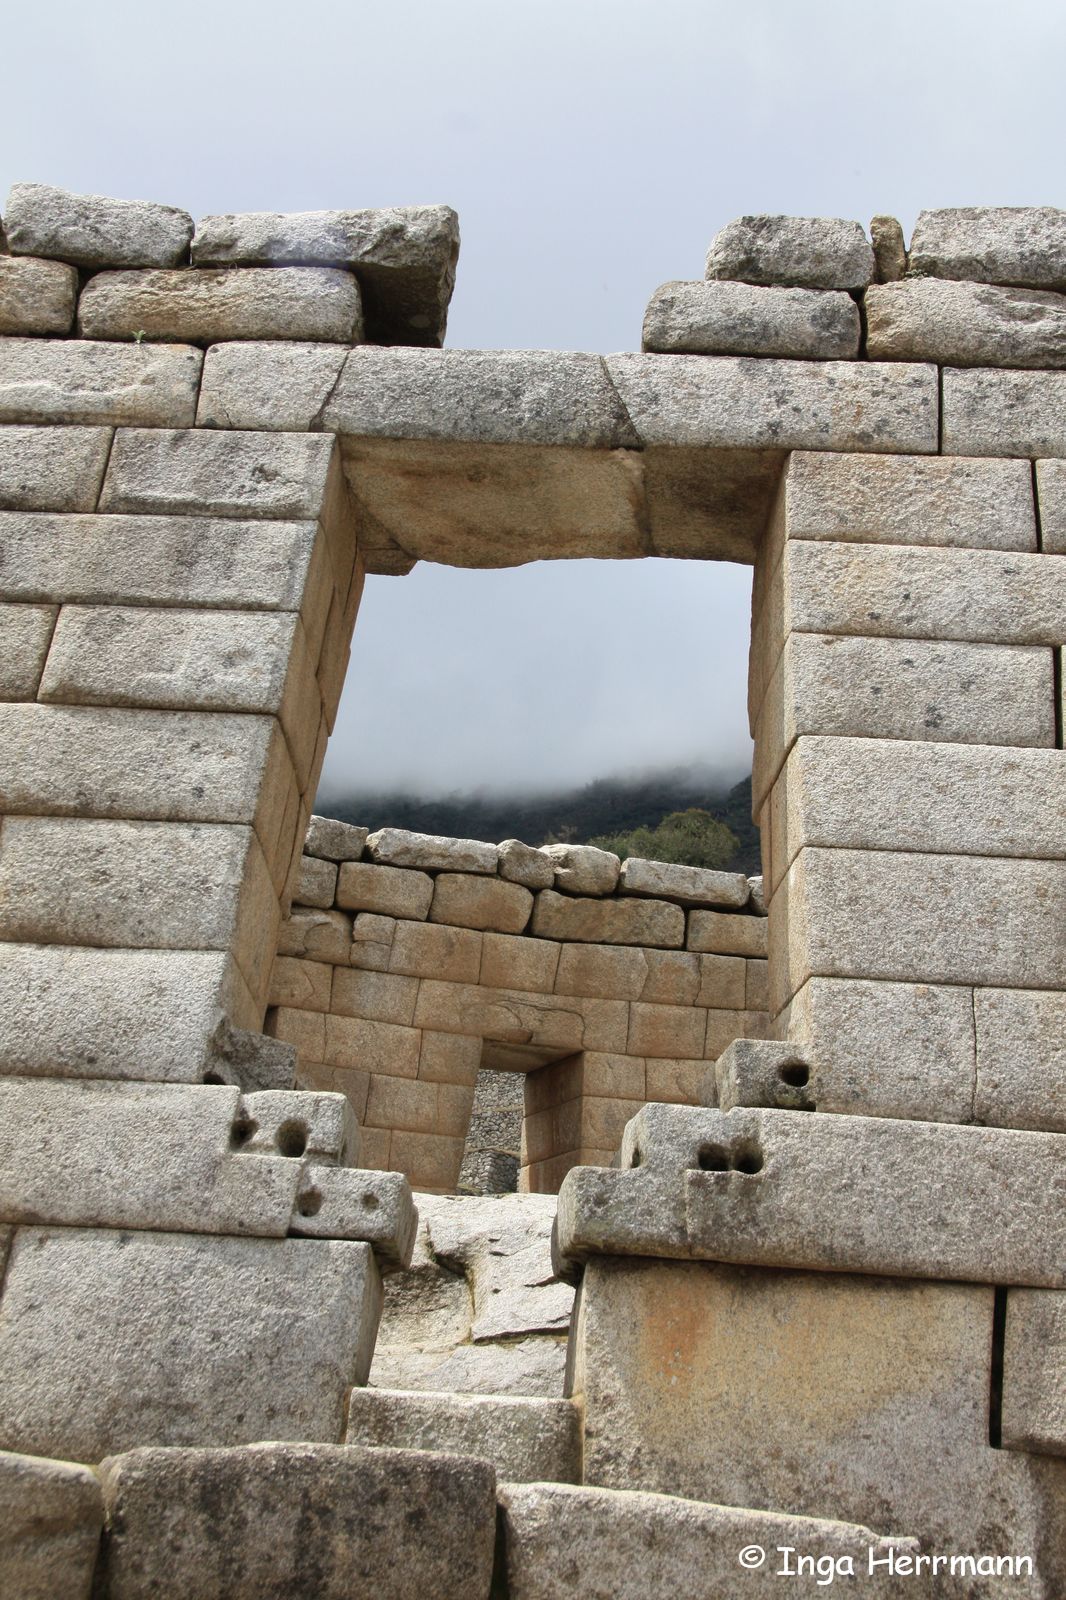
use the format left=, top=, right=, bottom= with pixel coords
left=0, top=183, right=1063, bottom=1597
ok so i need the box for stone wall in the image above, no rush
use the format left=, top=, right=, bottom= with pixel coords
left=267, top=820, right=769, bottom=1192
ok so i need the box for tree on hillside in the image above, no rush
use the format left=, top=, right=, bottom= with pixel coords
left=588, top=808, right=739, bottom=869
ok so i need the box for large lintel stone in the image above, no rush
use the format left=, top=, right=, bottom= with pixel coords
left=4, top=182, right=194, bottom=268
left=0, top=336, right=202, bottom=427
left=0, top=1229, right=382, bottom=1459
left=79, top=266, right=362, bottom=344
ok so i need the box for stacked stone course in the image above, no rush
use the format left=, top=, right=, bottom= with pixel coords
left=267, top=820, right=769, bottom=1192
left=1, top=188, right=1065, bottom=1596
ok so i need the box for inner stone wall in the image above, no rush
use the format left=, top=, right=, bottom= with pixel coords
left=268, top=820, right=769, bottom=1192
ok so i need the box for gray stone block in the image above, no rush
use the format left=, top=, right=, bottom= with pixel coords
left=541, top=842, right=620, bottom=896
left=323, top=347, right=639, bottom=447
left=430, top=872, right=533, bottom=933
left=781, top=449, right=1036, bottom=551
left=98, top=426, right=340, bottom=518
left=531, top=890, right=685, bottom=948
left=943, top=368, right=1066, bottom=458
left=908, top=205, right=1066, bottom=288
left=498, top=1479, right=918, bottom=1600
left=4, top=182, right=193, bottom=268
left=1036, top=458, right=1066, bottom=552
left=605, top=354, right=936, bottom=453
left=705, top=214, right=875, bottom=289
left=0, top=256, right=77, bottom=335
left=197, top=340, right=348, bottom=429
left=1002, top=1290, right=1066, bottom=1457
left=205, top=1018, right=296, bottom=1092
left=0, top=424, right=112, bottom=512
left=191, top=204, right=460, bottom=345
left=346, top=1388, right=580, bottom=1482
left=642, top=279, right=860, bottom=359
left=870, top=214, right=906, bottom=282
left=0, top=336, right=202, bottom=426
left=0, top=602, right=56, bottom=699
left=366, top=825, right=498, bottom=873
left=867, top=277, right=1066, bottom=368
left=97, top=1442, right=495, bottom=1600
left=780, top=847, right=1066, bottom=993
left=974, top=988, right=1066, bottom=1133
left=556, top=1104, right=1066, bottom=1286
left=618, top=857, right=749, bottom=908
left=337, top=860, right=434, bottom=919
left=305, top=815, right=368, bottom=861
left=290, top=1166, right=418, bottom=1268
left=0, top=1448, right=103, bottom=1600
left=0, top=1228, right=381, bottom=1458
left=567, top=1257, right=1064, bottom=1574
left=0, top=510, right=322, bottom=611
left=79, top=266, right=362, bottom=344
left=498, top=838, right=555, bottom=888
left=0, top=944, right=252, bottom=1082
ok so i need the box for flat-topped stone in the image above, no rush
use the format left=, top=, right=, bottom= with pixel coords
left=531, top=890, right=684, bottom=948
left=619, top=858, right=749, bottom=909
left=705, top=214, right=875, bottom=290
left=345, top=1389, right=580, bottom=1483
left=866, top=278, right=1066, bottom=368
left=191, top=204, right=460, bottom=345
left=870, top=214, right=906, bottom=282
left=542, top=842, right=620, bottom=896
left=0, top=425, right=112, bottom=513
left=3, top=181, right=193, bottom=268
left=79, top=266, right=362, bottom=344
left=197, top=340, right=348, bottom=429
left=908, top=205, right=1066, bottom=288
left=642, top=280, right=860, bottom=359
left=98, top=427, right=339, bottom=518
left=0, top=256, right=77, bottom=335
left=0, top=336, right=202, bottom=428
left=943, top=368, right=1066, bottom=458
left=305, top=815, right=368, bottom=861
left=366, top=826, right=498, bottom=874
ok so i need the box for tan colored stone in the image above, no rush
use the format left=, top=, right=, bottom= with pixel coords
left=384, top=918, right=483, bottom=983
left=1002, top=1289, right=1066, bottom=1457
left=4, top=182, right=193, bottom=268
left=554, top=943, right=648, bottom=1000
left=532, top=891, right=684, bottom=948
left=644, top=1058, right=705, bottom=1105
left=635, top=950, right=699, bottom=1005
left=0, top=1448, right=103, bottom=1600
left=746, top=960, right=769, bottom=1011
left=348, top=911, right=396, bottom=970
left=686, top=909, right=767, bottom=957
left=304, top=815, right=367, bottom=861
left=277, top=906, right=352, bottom=965
left=703, top=1009, right=750, bottom=1060
left=418, top=1030, right=482, bottom=1086
left=267, top=1006, right=326, bottom=1066
left=694, top=953, right=747, bottom=1010
left=336, top=861, right=433, bottom=919
left=294, top=854, right=337, bottom=909
left=627, top=1003, right=706, bottom=1060
left=0, top=256, right=78, bottom=334
left=197, top=341, right=348, bottom=429
left=498, top=838, right=555, bottom=888
left=541, top=842, right=620, bottom=896
left=481, top=932, right=560, bottom=993
left=618, top=856, right=749, bottom=908
left=366, top=825, right=498, bottom=874
left=0, top=336, right=202, bottom=427
left=331, top=967, right=418, bottom=1025
left=365, top=1074, right=474, bottom=1139
left=0, top=424, right=112, bottom=512
left=870, top=214, right=906, bottom=282
left=324, top=1015, right=420, bottom=1077
left=390, top=1130, right=466, bottom=1191
left=78, top=266, right=361, bottom=343
left=430, top=872, right=533, bottom=934
left=414, top=978, right=628, bottom=1055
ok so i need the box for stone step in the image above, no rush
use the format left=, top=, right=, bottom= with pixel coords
left=345, top=1387, right=580, bottom=1484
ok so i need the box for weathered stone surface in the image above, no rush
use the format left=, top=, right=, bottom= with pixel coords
left=755, top=634, right=1054, bottom=807
left=687, top=909, right=767, bottom=957
left=541, top=843, right=620, bottom=896
left=1002, top=1290, right=1066, bottom=1456
left=480, top=932, right=559, bottom=993
left=191, top=204, right=460, bottom=345
left=324, top=348, right=639, bottom=447
left=98, top=427, right=339, bottom=519
left=197, top=340, right=347, bottom=429
left=295, top=854, right=338, bottom=909
left=346, top=1389, right=580, bottom=1482
left=0, top=1229, right=381, bottom=1458
left=209, top=1020, right=295, bottom=1093
left=943, top=368, right=1066, bottom=458
left=705, top=215, right=875, bottom=290
left=713, top=1039, right=817, bottom=1113
left=413, top=977, right=627, bottom=1057
left=498, top=1480, right=919, bottom=1600
left=974, top=988, right=1066, bottom=1133
left=0, top=336, right=202, bottom=426
left=781, top=848, right=1066, bottom=994
left=367, top=826, right=498, bottom=874
left=431, top=872, right=533, bottom=934
left=618, top=857, right=749, bottom=909
left=4, top=182, right=193, bottom=268
left=79, top=266, right=361, bottom=344
left=1036, top=458, right=1066, bottom=553
left=290, top=1166, right=418, bottom=1267
left=870, top=214, right=906, bottom=282
left=0, top=602, right=55, bottom=698
left=557, top=1103, right=1066, bottom=1286
left=0, top=256, right=77, bottom=335
left=606, top=354, right=936, bottom=453
left=779, top=738, right=1066, bottom=877
left=0, top=510, right=322, bottom=610
left=782, top=976, right=978, bottom=1125
left=867, top=278, right=1066, bottom=368
left=0, top=1449, right=103, bottom=1600
left=908, top=205, right=1066, bottom=288
left=0, top=944, right=251, bottom=1082
left=498, top=838, right=555, bottom=889
left=96, top=1442, right=496, bottom=1600
left=553, top=943, right=648, bottom=1001
left=781, top=449, right=1036, bottom=551
left=642, top=279, right=860, bottom=358
left=305, top=815, right=367, bottom=861
left=568, top=1257, right=1064, bottom=1572
left=776, top=538, right=1066, bottom=646
left=0, top=424, right=112, bottom=512
left=337, top=861, right=434, bottom=919
left=532, top=890, right=684, bottom=948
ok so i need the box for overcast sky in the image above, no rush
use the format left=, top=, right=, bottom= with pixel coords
left=4, top=0, right=1065, bottom=798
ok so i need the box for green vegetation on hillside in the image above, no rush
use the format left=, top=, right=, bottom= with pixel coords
left=588, top=808, right=738, bottom=869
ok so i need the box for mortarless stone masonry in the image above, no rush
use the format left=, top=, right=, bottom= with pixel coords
left=0, top=185, right=1064, bottom=1596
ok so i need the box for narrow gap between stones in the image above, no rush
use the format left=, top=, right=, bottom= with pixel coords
left=987, top=1285, right=1008, bottom=1449
left=936, top=365, right=944, bottom=455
